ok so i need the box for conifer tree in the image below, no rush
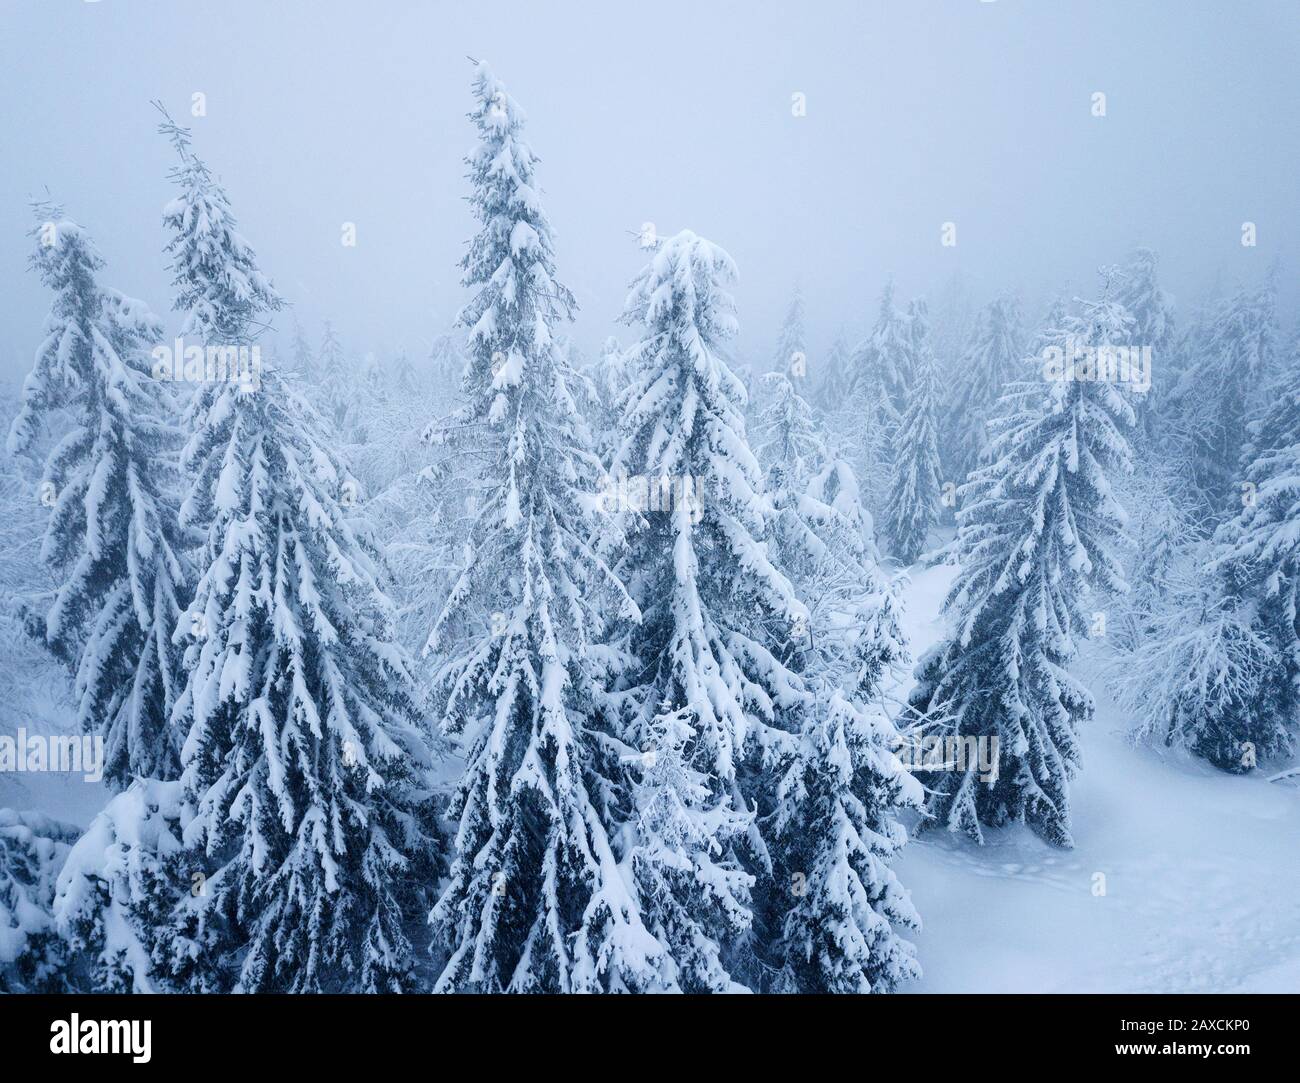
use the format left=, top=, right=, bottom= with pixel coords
left=287, top=319, right=316, bottom=382
left=0, top=808, right=79, bottom=991
left=769, top=690, right=921, bottom=992
left=162, top=367, right=439, bottom=992
left=773, top=286, right=808, bottom=374
left=53, top=779, right=187, bottom=992
left=315, top=321, right=354, bottom=436
left=1112, top=248, right=1173, bottom=441
left=1204, top=352, right=1300, bottom=767
left=1113, top=249, right=1174, bottom=360
left=427, top=331, right=464, bottom=400
left=755, top=369, right=825, bottom=481
left=941, top=294, right=1023, bottom=485
left=909, top=292, right=1136, bottom=847
left=426, top=64, right=653, bottom=993
left=814, top=331, right=854, bottom=413
left=836, top=283, right=911, bottom=513
left=883, top=301, right=942, bottom=564
left=1166, top=280, right=1278, bottom=516
left=611, top=231, right=785, bottom=988
left=391, top=344, right=419, bottom=397
left=613, top=232, right=919, bottom=992
left=157, top=105, right=283, bottom=350
left=585, top=335, right=627, bottom=461
left=853, top=282, right=911, bottom=425
left=8, top=204, right=188, bottom=786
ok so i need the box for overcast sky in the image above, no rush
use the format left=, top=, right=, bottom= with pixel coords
left=1, top=0, right=1297, bottom=377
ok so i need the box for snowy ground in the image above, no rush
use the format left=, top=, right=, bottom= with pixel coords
left=895, top=560, right=1300, bottom=993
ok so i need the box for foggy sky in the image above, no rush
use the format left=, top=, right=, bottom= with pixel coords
left=2, top=0, right=1297, bottom=378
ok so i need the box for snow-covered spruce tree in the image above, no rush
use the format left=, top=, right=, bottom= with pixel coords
left=158, top=106, right=283, bottom=351
left=1109, top=545, right=1281, bottom=772
left=8, top=204, right=189, bottom=787
left=0, top=808, right=80, bottom=991
left=613, top=232, right=919, bottom=992
left=853, top=281, right=911, bottom=423
left=883, top=301, right=942, bottom=565
left=754, top=369, right=825, bottom=481
left=159, top=366, right=440, bottom=993
left=1165, top=279, right=1278, bottom=518
left=53, top=778, right=188, bottom=992
left=1109, top=447, right=1203, bottom=652
left=610, top=231, right=784, bottom=989
left=391, top=344, right=420, bottom=398
left=835, top=283, right=912, bottom=513
left=1203, top=357, right=1300, bottom=767
left=908, top=292, right=1136, bottom=847
left=427, top=64, right=658, bottom=993
left=940, top=294, right=1023, bottom=486
left=768, top=689, right=921, bottom=993
left=757, top=375, right=858, bottom=608
left=584, top=335, right=628, bottom=461
left=427, top=330, right=464, bottom=400
left=287, top=318, right=317, bottom=382
left=600, top=703, right=754, bottom=993
left=773, top=286, right=807, bottom=374
left=1113, top=249, right=1174, bottom=346
left=748, top=364, right=921, bottom=991
left=813, top=330, right=854, bottom=413
left=314, top=320, right=354, bottom=437
left=754, top=370, right=903, bottom=700
left=1112, top=247, right=1173, bottom=416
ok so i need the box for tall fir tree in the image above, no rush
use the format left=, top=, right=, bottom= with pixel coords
left=427, top=330, right=464, bottom=399
left=884, top=301, right=942, bottom=565
left=754, top=369, right=825, bottom=481
left=158, top=105, right=283, bottom=350
left=161, top=367, right=440, bottom=992
left=836, top=282, right=912, bottom=514
left=1165, top=279, right=1278, bottom=518
left=1112, top=248, right=1173, bottom=442
left=852, top=281, right=911, bottom=422
left=611, top=231, right=779, bottom=989
left=426, top=64, right=656, bottom=993
left=909, top=291, right=1136, bottom=847
left=813, top=329, right=854, bottom=413
left=1206, top=351, right=1300, bottom=767
left=613, top=231, right=919, bottom=992
left=8, top=204, right=189, bottom=786
left=314, top=321, right=353, bottom=437
left=940, top=294, right=1023, bottom=486
left=585, top=335, right=628, bottom=462
left=287, top=318, right=316, bottom=382
left=773, top=285, right=808, bottom=374
left=158, top=112, right=436, bottom=991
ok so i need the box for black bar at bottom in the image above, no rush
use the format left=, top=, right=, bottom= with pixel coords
left=0, top=992, right=1290, bottom=1068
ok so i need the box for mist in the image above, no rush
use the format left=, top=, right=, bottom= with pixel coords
left=2, top=0, right=1297, bottom=375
